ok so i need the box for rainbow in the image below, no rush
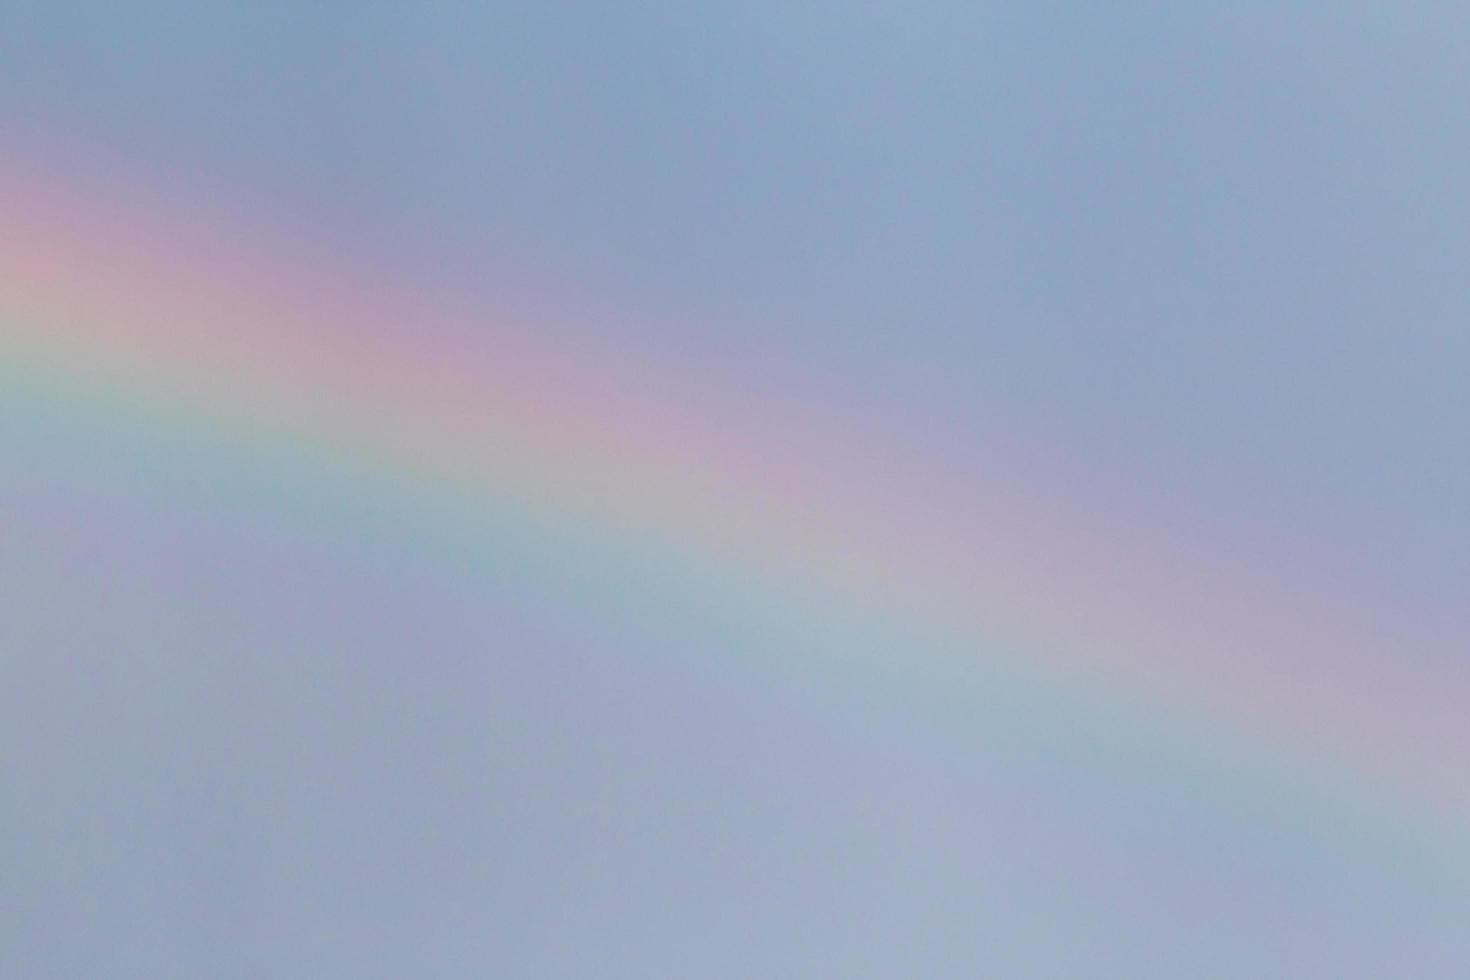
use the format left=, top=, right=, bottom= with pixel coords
left=3, top=153, right=1468, bottom=868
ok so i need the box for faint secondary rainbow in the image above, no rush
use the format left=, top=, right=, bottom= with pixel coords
left=3, top=157, right=1468, bottom=854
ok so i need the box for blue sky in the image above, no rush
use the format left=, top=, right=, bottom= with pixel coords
left=3, top=3, right=1468, bottom=976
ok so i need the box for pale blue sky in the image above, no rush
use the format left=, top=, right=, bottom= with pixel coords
left=3, top=3, right=1468, bottom=976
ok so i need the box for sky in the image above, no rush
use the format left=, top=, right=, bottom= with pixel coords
left=2, top=3, right=1469, bottom=977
